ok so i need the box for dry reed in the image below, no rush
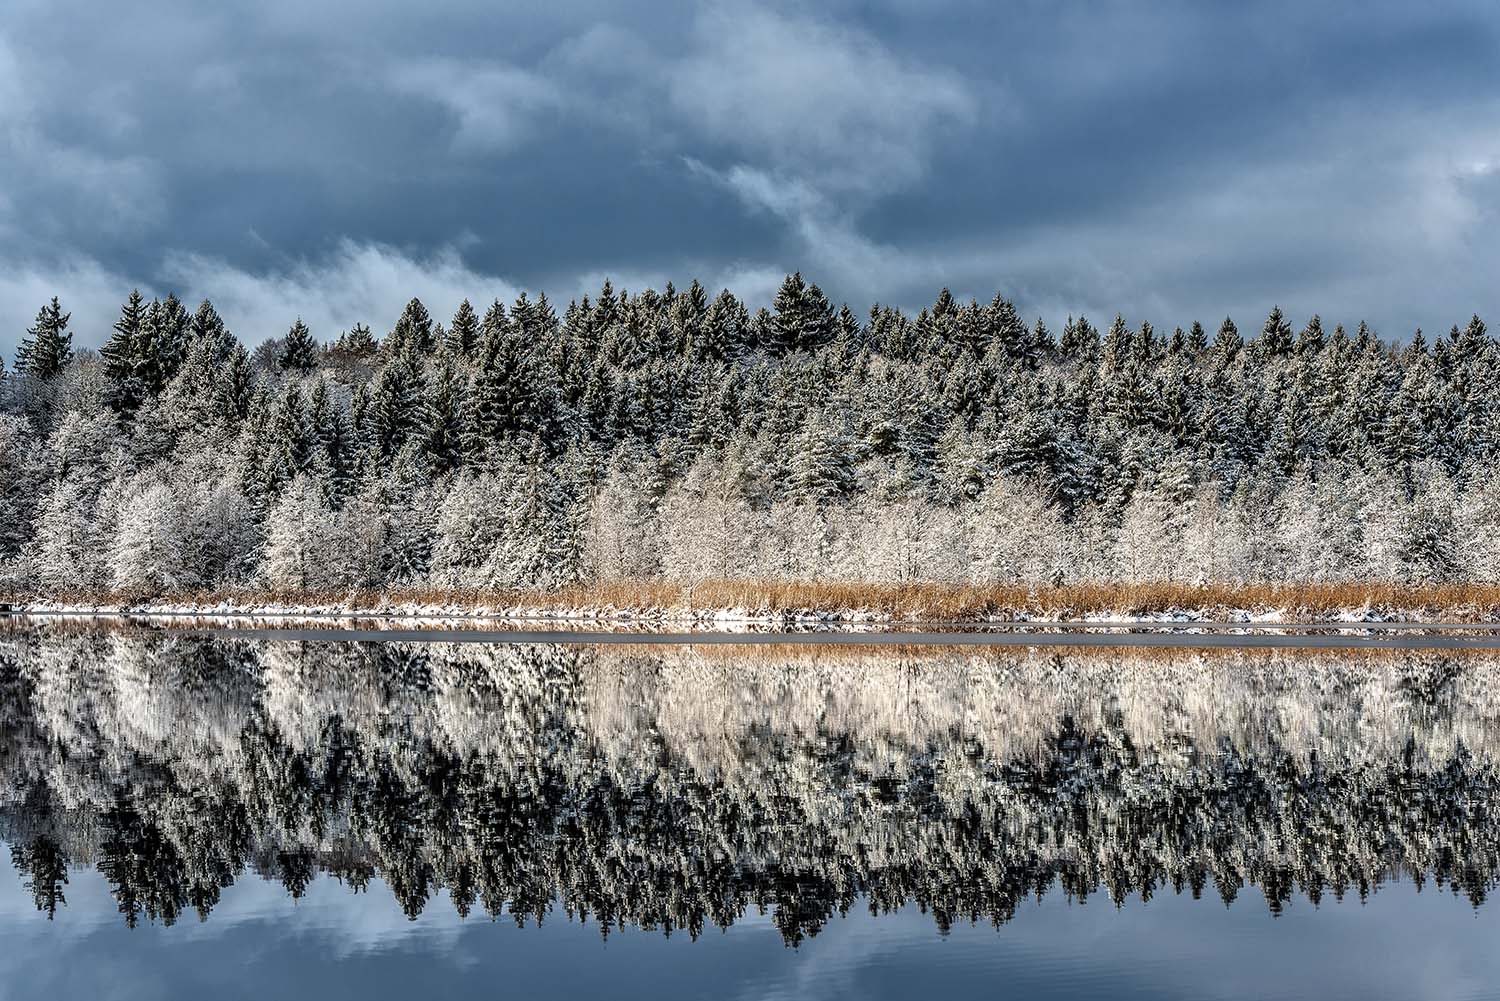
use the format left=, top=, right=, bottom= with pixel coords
left=10, top=579, right=1500, bottom=621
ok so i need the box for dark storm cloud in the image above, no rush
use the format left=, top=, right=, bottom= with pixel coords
left=2, top=0, right=1499, bottom=352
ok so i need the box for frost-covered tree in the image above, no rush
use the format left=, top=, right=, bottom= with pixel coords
left=9, top=274, right=1500, bottom=598
left=263, top=476, right=353, bottom=593
left=0, top=414, right=35, bottom=561
left=15, top=298, right=73, bottom=379
left=110, top=480, right=191, bottom=596
left=584, top=453, right=661, bottom=579
left=23, top=478, right=106, bottom=594
left=278, top=319, right=319, bottom=372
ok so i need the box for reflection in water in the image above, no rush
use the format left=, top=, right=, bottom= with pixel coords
left=1, top=626, right=1498, bottom=944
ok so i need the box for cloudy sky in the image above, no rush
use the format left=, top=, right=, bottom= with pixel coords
left=2, top=0, right=1498, bottom=355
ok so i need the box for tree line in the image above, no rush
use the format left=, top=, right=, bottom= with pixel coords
left=3, top=275, right=1498, bottom=597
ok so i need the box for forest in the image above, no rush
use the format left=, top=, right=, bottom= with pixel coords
left=2, top=275, right=1498, bottom=602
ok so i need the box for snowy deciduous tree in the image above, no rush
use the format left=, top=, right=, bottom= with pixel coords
left=263, top=476, right=354, bottom=593
left=23, top=479, right=106, bottom=594
left=110, top=480, right=191, bottom=597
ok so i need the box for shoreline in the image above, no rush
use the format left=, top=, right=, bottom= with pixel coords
left=9, top=580, right=1500, bottom=628
left=12, top=606, right=1500, bottom=650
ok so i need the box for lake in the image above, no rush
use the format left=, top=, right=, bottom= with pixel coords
left=2, top=620, right=1499, bottom=1000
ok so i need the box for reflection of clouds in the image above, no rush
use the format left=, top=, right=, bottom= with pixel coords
left=0, top=862, right=466, bottom=954
left=1, top=860, right=1500, bottom=999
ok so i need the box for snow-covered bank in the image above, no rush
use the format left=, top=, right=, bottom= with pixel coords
left=6, top=582, right=1500, bottom=627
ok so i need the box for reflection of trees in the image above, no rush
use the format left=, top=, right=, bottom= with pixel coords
left=1, top=633, right=1500, bottom=942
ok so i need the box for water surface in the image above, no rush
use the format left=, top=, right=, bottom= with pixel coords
left=3, top=624, right=1499, bottom=999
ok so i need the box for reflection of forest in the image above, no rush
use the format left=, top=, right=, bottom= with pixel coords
left=1, top=631, right=1498, bottom=942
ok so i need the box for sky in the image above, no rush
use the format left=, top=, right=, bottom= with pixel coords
left=2, top=0, right=1499, bottom=356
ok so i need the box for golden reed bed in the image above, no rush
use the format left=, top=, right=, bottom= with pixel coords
left=12, top=579, right=1500, bottom=621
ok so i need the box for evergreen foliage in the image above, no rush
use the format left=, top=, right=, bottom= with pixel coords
left=14, top=297, right=73, bottom=379
left=6, top=279, right=1500, bottom=595
left=278, top=319, right=319, bottom=372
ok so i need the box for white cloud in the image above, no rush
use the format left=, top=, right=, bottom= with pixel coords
left=0, top=255, right=137, bottom=359
left=159, top=240, right=524, bottom=344
left=388, top=58, right=564, bottom=153
left=0, top=236, right=797, bottom=362
left=0, top=240, right=533, bottom=359
left=668, top=1, right=976, bottom=193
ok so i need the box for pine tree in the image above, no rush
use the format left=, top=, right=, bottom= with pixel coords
left=446, top=299, right=480, bottom=358
left=15, top=297, right=73, bottom=378
left=370, top=356, right=426, bottom=458
left=423, top=358, right=468, bottom=474
left=768, top=273, right=806, bottom=355
left=386, top=298, right=434, bottom=360
left=1258, top=306, right=1294, bottom=357
left=1213, top=316, right=1242, bottom=363
left=1187, top=320, right=1208, bottom=353
left=1297, top=314, right=1325, bottom=355
left=101, top=290, right=148, bottom=412
left=279, top=319, right=319, bottom=372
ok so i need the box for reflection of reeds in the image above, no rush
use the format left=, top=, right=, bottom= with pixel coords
left=14, top=579, right=1500, bottom=620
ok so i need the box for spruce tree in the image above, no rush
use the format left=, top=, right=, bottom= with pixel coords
left=1258, top=305, right=1294, bottom=357
left=954, top=300, right=986, bottom=359
left=279, top=319, right=319, bottom=372
left=446, top=299, right=480, bottom=358
left=15, top=297, right=73, bottom=379
left=155, top=292, right=192, bottom=379
left=990, top=295, right=1028, bottom=363
left=1297, top=314, right=1325, bottom=355
left=333, top=323, right=379, bottom=360
left=1187, top=320, right=1208, bottom=353
left=1213, top=316, right=1242, bottom=363
left=423, top=359, right=468, bottom=474
left=768, top=273, right=806, bottom=355
left=791, top=411, right=854, bottom=505
left=371, top=356, right=426, bottom=458
left=190, top=299, right=229, bottom=352
left=1059, top=315, right=1099, bottom=362
left=801, top=282, right=834, bottom=351
left=101, top=290, right=148, bottom=412
left=1103, top=314, right=1131, bottom=371
left=386, top=298, right=434, bottom=359
left=467, top=317, right=536, bottom=459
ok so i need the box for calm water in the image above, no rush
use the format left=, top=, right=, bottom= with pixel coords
left=4, top=623, right=1500, bottom=1000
